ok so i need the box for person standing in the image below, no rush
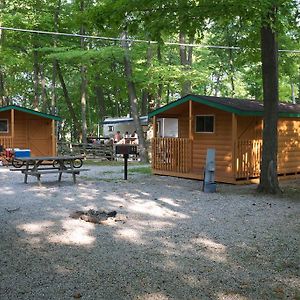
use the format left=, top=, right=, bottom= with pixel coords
left=114, top=131, right=122, bottom=143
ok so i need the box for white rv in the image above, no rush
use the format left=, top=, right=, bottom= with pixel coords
left=103, top=116, right=148, bottom=138
left=103, top=116, right=178, bottom=139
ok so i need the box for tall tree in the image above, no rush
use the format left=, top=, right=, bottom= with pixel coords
left=179, top=32, right=194, bottom=96
left=257, top=5, right=281, bottom=194
left=79, top=0, right=88, bottom=143
left=0, top=0, right=6, bottom=106
left=121, top=31, right=149, bottom=162
left=51, top=0, right=61, bottom=115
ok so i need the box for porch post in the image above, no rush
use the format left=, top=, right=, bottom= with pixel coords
left=11, top=109, right=14, bottom=148
left=188, top=100, right=193, bottom=170
left=153, top=116, right=157, bottom=138
left=152, top=115, right=157, bottom=170
left=231, top=113, right=237, bottom=180
left=51, top=120, right=56, bottom=156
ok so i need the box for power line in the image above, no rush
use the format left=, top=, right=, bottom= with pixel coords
left=0, top=26, right=300, bottom=53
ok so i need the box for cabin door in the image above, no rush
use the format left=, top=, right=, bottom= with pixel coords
left=27, top=119, right=51, bottom=156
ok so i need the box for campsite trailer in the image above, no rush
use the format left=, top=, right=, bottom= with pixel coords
left=103, top=116, right=148, bottom=138
left=103, top=115, right=179, bottom=139
left=149, top=94, right=300, bottom=184
left=0, top=105, right=61, bottom=156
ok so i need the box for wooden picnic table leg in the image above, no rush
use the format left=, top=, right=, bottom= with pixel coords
left=70, top=158, right=76, bottom=184
left=37, top=173, right=42, bottom=185
left=57, top=160, right=65, bottom=182
left=35, top=160, right=43, bottom=184
left=24, top=161, right=29, bottom=183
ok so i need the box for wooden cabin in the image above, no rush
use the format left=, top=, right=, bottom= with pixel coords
left=149, top=95, right=300, bottom=184
left=0, top=105, right=62, bottom=156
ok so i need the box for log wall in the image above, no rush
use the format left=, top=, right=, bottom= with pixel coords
left=277, top=118, right=300, bottom=174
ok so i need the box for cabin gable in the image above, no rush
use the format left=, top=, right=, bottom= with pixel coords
left=0, top=106, right=59, bottom=156
left=150, top=95, right=300, bottom=184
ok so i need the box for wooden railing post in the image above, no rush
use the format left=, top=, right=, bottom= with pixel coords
left=231, top=113, right=237, bottom=179
left=151, top=137, right=192, bottom=174
left=51, top=120, right=56, bottom=155
left=11, top=109, right=15, bottom=149
left=235, top=139, right=263, bottom=179
left=189, top=100, right=194, bottom=170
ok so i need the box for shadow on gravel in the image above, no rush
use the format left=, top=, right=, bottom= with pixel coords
left=0, top=169, right=299, bottom=300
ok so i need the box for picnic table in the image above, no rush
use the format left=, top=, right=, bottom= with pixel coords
left=10, top=155, right=88, bottom=184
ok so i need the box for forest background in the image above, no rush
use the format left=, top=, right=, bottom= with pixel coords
left=0, top=0, right=299, bottom=143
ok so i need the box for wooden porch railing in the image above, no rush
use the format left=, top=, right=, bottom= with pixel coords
left=0, top=136, right=13, bottom=149
left=235, top=139, right=262, bottom=179
left=152, top=137, right=192, bottom=173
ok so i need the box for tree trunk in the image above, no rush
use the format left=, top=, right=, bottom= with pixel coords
left=156, top=44, right=163, bottom=108
left=229, top=48, right=235, bottom=96
left=0, top=71, right=5, bottom=106
left=80, top=0, right=87, bottom=144
left=141, top=90, right=149, bottom=116
left=167, top=84, right=170, bottom=104
left=298, top=66, right=300, bottom=102
left=56, top=62, right=81, bottom=139
left=94, top=74, right=106, bottom=122
left=121, top=31, right=149, bottom=163
left=80, top=64, right=88, bottom=143
left=51, top=0, right=61, bottom=115
left=51, top=61, right=57, bottom=115
left=33, top=48, right=40, bottom=109
left=0, top=0, right=7, bottom=106
left=179, top=32, right=193, bottom=96
left=141, top=43, right=152, bottom=115
left=226, top=27, right=236, bottom=97
left=214, top=74, right=220, bottom=97
left=40, top=65, right=48, bottom=112
left=291, top=82, right=295, bottom=104
left=257, top=8, right=281, bottom=194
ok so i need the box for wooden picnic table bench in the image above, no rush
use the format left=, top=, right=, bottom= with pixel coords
left=10, top=155, right=89, bottom=184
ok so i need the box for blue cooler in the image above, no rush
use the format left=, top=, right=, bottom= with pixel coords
left=14, top=149, right=31, bottom=158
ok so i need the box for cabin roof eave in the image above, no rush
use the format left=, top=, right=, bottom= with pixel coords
left=0, top=105, right=62, bottom=121
left=148, top=95, right=300, bottom=118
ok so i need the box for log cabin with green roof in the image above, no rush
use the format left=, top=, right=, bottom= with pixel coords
left=149, top=94, right=300, bottom=184
left=0, top=105, right=62, bottom=156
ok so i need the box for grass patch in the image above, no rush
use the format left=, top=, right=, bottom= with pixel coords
left=83, top=160, right=123, bottom=166
left=128, top=166, right=152, bottom=174
left=101, top=170, right=116, bottom=174
left=84, top=159, right=143, bottom=167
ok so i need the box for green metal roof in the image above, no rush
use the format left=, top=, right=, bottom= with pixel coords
left=148, top=95, right=300, bottom=118
left=0, top=105, right=62, bottom=121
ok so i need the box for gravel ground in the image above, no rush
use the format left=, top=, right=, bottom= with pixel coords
left=0, top=163, right=299, bottom=300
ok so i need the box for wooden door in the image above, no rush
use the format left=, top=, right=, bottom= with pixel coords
left=27, top=119, right=51, bottom=156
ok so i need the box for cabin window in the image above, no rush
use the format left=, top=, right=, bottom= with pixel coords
left=195, top=115, right=214, bottom=133
left=108, top=125, right=114, bottom=132
left=0, top=119, right=9, bottom=133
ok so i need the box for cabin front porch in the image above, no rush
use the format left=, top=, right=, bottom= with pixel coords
left=151, top=137, right=263, bottom=183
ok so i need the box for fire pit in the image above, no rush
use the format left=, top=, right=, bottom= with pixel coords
left=70, top=209, right=117, bottom=224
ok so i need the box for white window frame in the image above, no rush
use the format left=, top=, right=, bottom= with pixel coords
left=0, top=119, right=9, bottom=133
left=195, top=115, right=215, bottom=133
left=108, top=125, right=114, bottom=132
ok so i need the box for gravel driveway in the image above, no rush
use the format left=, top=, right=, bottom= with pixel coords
left=0, top=164, right=299, bottom=300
